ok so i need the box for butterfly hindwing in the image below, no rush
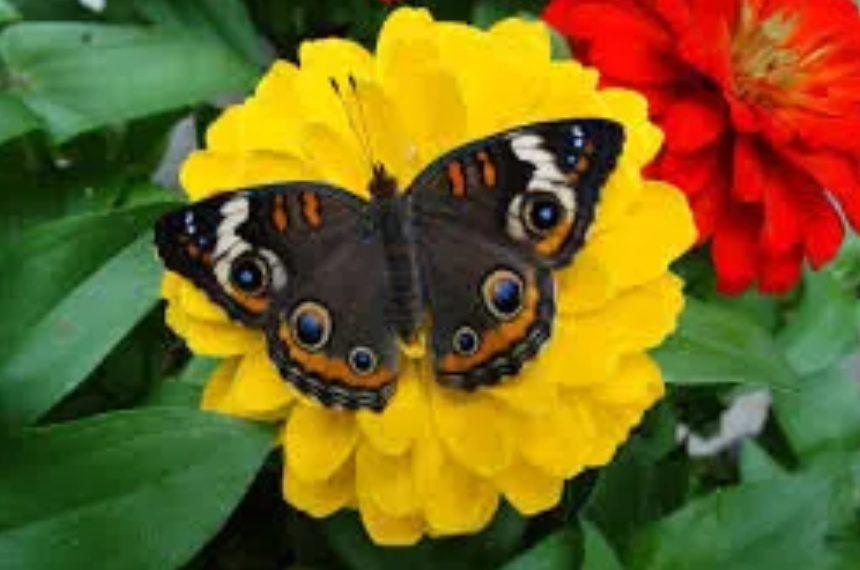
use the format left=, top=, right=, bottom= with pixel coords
left=154, top=183, right=399, bottom=411
left=409, top=119, right=625, bottom=388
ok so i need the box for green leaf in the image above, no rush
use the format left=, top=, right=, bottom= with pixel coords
left=324, top=504, right=527, bottom=570
left=773, top=366, right=860, bottom=461
left=584, top=439, right=688, bottom=554
left=499, top=529, right=579, bottom=570
left=6, top=0, right=93, bottom=21
left=629, top=467, right=856, bottom=570
left=653, top=299, right=798, bottom=390
left=581, top=520, right=624, bottom=570
left=830, top=231, right=860, bottom=291
left=0, top=1, right=18, bottom=25
left=0, top=22, right=257, bottom=142
left=739, top=441, right=786, bottom=482
left=0, top=192, right=179, bottom=355
left=778, top=270, right=859, bottom=376
left=470, top=0, right=544, bottom=28
left=0, top=92, right=41, bottom=144
left=129, top=0, right=268, bottom=67
left=0, top=232, right=164, bottom=428
left=0, top=408, right=273, bottom=569
left=144, top=357, right=218, bottom=408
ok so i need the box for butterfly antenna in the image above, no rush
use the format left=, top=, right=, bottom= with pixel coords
left=347, top=74, right=381, bottom=171
left=329, top=76, right=375, bottom=171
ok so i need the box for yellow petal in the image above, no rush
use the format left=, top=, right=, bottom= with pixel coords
left=588, top=181, right=695, bottom=291
left=435, top=20, right=550, bottom=137
left=555, top=248, right=615, bottom=315
left=160, top=272, right=182, bottom=301
left=547, top=273, right=684, bottom=386
left=350, top=77, right=421, bottom=189
left=377, top=8, right=438, bottom=83
left=201, top=358, right=238, bottom=412
left=228, top=348, right=295, bottom=420
left=356, top=443, right=420, bottom=517
left=357, top=360, right=425, bottom=456
left=283, top=458, right=355, bottom=518
left=540, top=316, right=620, bottom=387
left=600, top=88, right=663, bottom=169
left=485, top=362, right=558, bottom=417
left=589, top=353, right=665, bottom=408
left=165, top=302, right=259, bottom=356
left=417, top=438, right=499, bottom=535
left=283, top=405, right=358, bottom=482
left=383, top=63, right=467, bottom=173
left=487, top=18, right=551, bottom=65
left=299, top=38, right=375, bottom=83
left=178, top=277, right=229, bottom=323
left=301, top=123, right=368, bottom=196
left=180, top=151, right=311, bottom=201
left=430, top=382, right=518, bottom=478
left=205, top=105, right=245, bottom=153
left=496, top=457, right=564, bottom=516
left=520, top=397, right=596, bottom=478
left=358, top=493, right=424, bottom=546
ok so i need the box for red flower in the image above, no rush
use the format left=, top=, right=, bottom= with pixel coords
left=545, top=0, right=860, bottom=293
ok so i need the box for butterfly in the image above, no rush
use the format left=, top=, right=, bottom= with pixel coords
left=155, top=118, right=624, bottom=412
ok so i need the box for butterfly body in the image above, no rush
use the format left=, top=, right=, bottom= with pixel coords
left=156, top=119, right=624, bottom=411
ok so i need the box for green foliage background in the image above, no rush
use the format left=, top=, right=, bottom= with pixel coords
left=0, top=1, right=858, bottom=568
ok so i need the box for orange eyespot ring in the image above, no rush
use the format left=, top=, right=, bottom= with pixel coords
left=290, top=301, right=332, bottom=352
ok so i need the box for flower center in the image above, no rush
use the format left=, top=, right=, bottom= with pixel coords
left=730, top=2, right=824, bottom=110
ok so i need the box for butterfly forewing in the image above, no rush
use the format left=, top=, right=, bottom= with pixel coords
left=154, top=183, right=400, bottom=411
left=407, top=119, right=625, bottom=389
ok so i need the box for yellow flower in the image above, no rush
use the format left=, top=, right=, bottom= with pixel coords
left=161, top=8, right=695, bottom=545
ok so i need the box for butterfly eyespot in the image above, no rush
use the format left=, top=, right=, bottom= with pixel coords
left=482, top=269, right=524, bottom=321
left=230, top=255, right=269, bottom=296
left=452, top=326, right=480, bottom=356
left=348, top=346, right=378, bottom=375
left=522, top=193, right=563, bottom=235
left=290, top=302, right=332, bottom=351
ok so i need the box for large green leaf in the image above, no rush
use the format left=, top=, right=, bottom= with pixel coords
left=0, top=231, right=167, bottom=428
left=777, top=270, right=859, bottom=376
left=629, top=467, right=857, bottom=570
left=0, top=92, right=40, bottom=144
left=0, top=1, right=18, bottom=23
left=773, top=365, right=860, bottom=461
left=0, top=193, right=178, bottom=356
left=581, top=520, right=623, bottom=570
left=129, top=0, right=268, bottom=67
left=499, top=529, right=579, bottom=570
left=0, top=408, right=273, bottom=569
left=583, top=438, right=688, bottom=554
left=653, top=299, right=798, bottom=390
left=0, top=22, right=257, bottom=142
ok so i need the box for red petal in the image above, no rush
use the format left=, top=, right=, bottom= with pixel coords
left=732, top=136, right=766, bottom=203
left=712, top=205, right=761, bottom=294
left=758, top=249, right=803, bottom=294
left=662, top=93, right=728, bottom=153
left=545, top=0, right=687, bottom=85
left=760, top=160, right=803, bottom=256
left=782, top=147, right=860, bottom=230
left=794, top=184, right=845, bottom=268
left=655, top=144, right=729, bottom=241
